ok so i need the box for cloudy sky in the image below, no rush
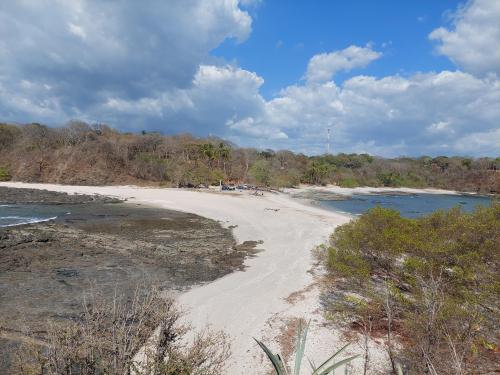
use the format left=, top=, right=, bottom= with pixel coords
left=0, top=0, right=499, bottom=156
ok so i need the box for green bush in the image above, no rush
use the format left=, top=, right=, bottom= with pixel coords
left=178, top=165, right=226, bottom=186
left=304, top=160, right=332, bottom=185
left=377, top=172, right=403, bottom=187
left=324, top=201, right=499, bottom=374
left=270, top=170, right=301, bottom=188
left=249, top=159, right=271, bottom=186
left=0, top=167, right=11, bottom=181
left=328, top=247, right=371, bottom=281
left=338, top=178, right=359, bottom=188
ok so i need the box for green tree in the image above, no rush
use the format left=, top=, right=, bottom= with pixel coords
left=305, top=160, right=332, bottom=184
left=249, top=159, right=271, bottom=186
left=199, top=143, right=216, bottom=167
left=217, top=142, right=231, bottom=174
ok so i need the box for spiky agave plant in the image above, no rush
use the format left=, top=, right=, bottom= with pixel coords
left=254, top=320, right=359, bottom=375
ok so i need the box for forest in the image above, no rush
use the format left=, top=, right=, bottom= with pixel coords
left=0, top=121, right=498, bottom=193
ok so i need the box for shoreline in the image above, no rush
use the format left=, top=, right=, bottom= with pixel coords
left=285, top=184, right=470, bottom=197
left=283, top=185, right=477, bottom=219
left=0, top=187, right=248, bottom=372
left=0, top=182, right=389, bottom=374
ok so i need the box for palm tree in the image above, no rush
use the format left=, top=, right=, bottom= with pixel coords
left=217, top=142, right=231, bottom=174
left=199, top=143, right=216, bottom=168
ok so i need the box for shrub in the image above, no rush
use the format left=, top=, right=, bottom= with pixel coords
left=338, top=177, right=359, bottom=188
left=377, top=172, right=403, bottom=187
left=304, top=160, right=332, bottom=185
left=12, top=285, right=230, bottom=375
left=249, top=159, right=271, bottom=186
left=0, top=167, right=11, bottom=181
left=328, top=247, right=371, bottom=281
left=323, top=202, right=499, bottom=374
left=270, top=170, right=301, bottom=188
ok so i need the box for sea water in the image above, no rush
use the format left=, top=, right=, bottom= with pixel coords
left=318, top=193, right=492, bottom=218
left=0, top=204, right=69, bottom=227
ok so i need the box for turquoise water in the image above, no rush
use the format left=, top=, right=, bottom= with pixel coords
left=0, top=204, right=70, bottom=227
left=318, top=193, right=492, bottom=218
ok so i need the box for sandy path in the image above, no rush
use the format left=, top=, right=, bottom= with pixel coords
left=2, top=182, right=360, bottom=373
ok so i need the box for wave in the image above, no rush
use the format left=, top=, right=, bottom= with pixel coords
left=0, top=216, right=58, bottom=228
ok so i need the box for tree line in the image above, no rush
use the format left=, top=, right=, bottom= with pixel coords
left=0, top=121, right=498, bottom=193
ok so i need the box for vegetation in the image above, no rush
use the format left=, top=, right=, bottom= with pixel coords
left=324, top=201, right=499, bottom=374
left=13, top=285, right=230, bottom=375
left=255, top=320, right=358, bottom=374
left=0, top=121, right=498, bottom=192
left=0, top=166, right=11, bottom=181
left=12, top=284, right=364, bottom=375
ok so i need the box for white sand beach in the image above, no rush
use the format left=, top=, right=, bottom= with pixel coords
left=1, top=182, right=392, bottom=374
left=286, top=184, right=464, bottom=196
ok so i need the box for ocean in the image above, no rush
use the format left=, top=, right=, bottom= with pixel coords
left=0, top=204, right=69, bottom=227
left=317, top=193, right=493, bottom=218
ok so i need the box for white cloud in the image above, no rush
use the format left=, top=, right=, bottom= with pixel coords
left=306, top=45, right=382, bottom=83
left=427, top=121, right=453, bottom=134
left=226, top=70, right=500, bottom=156
left=429, top=0, right=500, bottom=76
left=0, top=0, right=252, bottom=122
left=68, top=23, right=87, bottom=40
left=0, top=1, right=498, bottom=157
left=98, top=64, right=266, bottom=135
left=227, top=117, right=288, bottom=140
left=452, top=128, right=500, bottom=154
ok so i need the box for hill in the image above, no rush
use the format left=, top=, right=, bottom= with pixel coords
left=0, top=121, right=498, bottom=193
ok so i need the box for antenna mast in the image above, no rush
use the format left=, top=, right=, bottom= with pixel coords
left=327, top=128, right=331, bottom=155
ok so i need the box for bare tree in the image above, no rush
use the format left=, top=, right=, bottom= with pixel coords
left=383, top=281, right=398, bottom=374
left=12, top=285, right=230, bottom=375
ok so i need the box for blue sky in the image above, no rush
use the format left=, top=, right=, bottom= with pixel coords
left=0, top=0, right=499, bottom=156
left=215, top=0, right=459, bottom=98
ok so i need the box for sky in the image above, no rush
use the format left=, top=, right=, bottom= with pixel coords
left=0, top=0, right=499, bottom=157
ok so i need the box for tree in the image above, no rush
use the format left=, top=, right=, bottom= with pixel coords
left=1, top=121, right=497, bottom=192
left=305, top=160, right=332, bottom=184
left=199, top=143, right=216, bottom=168
left=217, top=142, right=231, bottom=174
left=249, top=159, right=271, bottom=186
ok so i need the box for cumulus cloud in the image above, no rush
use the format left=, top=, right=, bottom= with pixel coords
left=227, top=70, right=500, bottom=156
left=0, top=0, right=252, bottom=123
left=429, top=0, right=500, bottom=76
left=306, top=45, right=382, bottom=83
left=99, top=64, right=266, bottom=135
left=0, top=0, right=499, bottom=157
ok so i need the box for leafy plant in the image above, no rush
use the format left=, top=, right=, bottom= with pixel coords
left=0, top=166, right=11, bottom=181
left=324, top=202, right=500, bottom=374
left=338, top=178, right=359, bottom=188
left=255, top=320, right=359, bottom=374
left=249, top=159, right=271, bottom=186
